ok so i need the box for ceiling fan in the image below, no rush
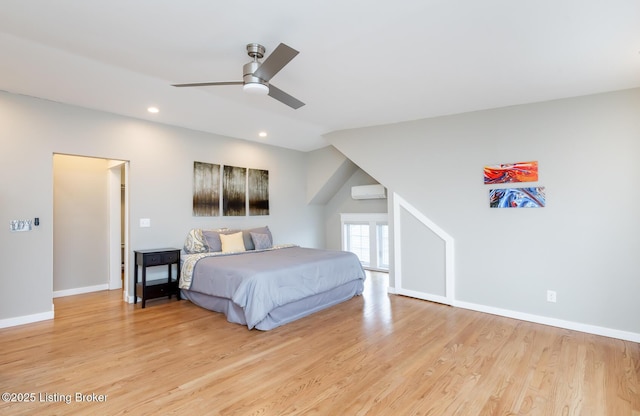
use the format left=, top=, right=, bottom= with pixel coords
left=172, top=43, right=305, bottom=109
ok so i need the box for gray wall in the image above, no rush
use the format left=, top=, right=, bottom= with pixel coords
left=0, top=91, right=323, bottom=323
left=327, top=88, right=640, bottom=335
left=399, top=207, right=446, bottom=297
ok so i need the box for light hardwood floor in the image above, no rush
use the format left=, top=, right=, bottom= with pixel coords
left=1, top=272, right=638, bottom=415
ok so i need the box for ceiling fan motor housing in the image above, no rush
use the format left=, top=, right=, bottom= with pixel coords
left=243, top=60, right=269, bottom=93
left=243, top=61, right=266, bottom=84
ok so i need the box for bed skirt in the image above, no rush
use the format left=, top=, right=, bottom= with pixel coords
left=181, top=279, right=364, bottom=330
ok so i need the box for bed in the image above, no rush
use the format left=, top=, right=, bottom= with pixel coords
left=178, top=227, right=366, bottom=330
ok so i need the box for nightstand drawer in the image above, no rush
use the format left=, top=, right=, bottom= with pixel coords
left=137, top=280, right=176, bottom=299
left=162, top=251, right=179, bottom=263
left=139, top=250, right=179, bottom=266
left=145, top=254, right=164, bottom=266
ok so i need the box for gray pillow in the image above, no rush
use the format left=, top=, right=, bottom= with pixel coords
left=242, top=226, right=272, bottom=250
left=250, top=232, right=273, bottom=250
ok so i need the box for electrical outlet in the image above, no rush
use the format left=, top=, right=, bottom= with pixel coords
left=139, top=218, right=151, bottom=228
left=546, top=290, right=557, bottom=303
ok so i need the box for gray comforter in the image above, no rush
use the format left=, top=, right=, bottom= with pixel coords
left=181, top=246, right=366, bottom=329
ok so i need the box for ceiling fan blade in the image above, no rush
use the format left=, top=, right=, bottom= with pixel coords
left=268, top=84, right=305, bottom=109
left=252, top=43, right=299, bottom=81
left=172, top=81, right=243, bottom=87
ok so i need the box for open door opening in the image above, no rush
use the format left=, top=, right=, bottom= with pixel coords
left=53, top=154, right=128, bottom=301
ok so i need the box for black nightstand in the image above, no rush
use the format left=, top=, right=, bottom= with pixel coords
left=134, top=248, right=181, bottom=308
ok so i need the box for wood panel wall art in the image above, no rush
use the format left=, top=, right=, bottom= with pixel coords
left=248, top=169, right=269, bottom=216
left=193, top=161, right=220, bottom=216
left=222, top=165, right=247, bottom=216
left=193, top=162, right=269, bottom=217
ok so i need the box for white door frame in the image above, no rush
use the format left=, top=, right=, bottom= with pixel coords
left=107, top=160, right=129, bottom=300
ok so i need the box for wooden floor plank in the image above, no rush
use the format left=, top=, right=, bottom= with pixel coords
left=0, top=272, right=638, bottom=415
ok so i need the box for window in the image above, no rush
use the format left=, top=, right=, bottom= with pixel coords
left=345, top=223, right=370, bottom=265
left=341, top=213, right=389, bottom=271
left=377, top=223, right=389, bottom=269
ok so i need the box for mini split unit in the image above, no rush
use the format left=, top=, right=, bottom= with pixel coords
left=351, top=184, right=387, bottom=200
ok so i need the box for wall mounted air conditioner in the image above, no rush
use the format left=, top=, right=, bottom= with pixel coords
left=351, top=184, right=387, bottom=200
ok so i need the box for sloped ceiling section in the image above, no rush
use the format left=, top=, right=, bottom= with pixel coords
left=306, top=146, right=358, bottom=205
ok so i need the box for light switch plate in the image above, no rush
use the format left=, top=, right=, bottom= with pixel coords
left=10, top=220, right=32, bottom=232
left=139, top=218, right=151, bottom=228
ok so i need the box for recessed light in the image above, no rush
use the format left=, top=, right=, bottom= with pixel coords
left=147, top=107, right=159, bottom=114
left=258, top=131, right=267, bottom=138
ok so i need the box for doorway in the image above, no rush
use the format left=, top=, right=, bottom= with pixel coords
left=53, top=154, right=129, bottom=300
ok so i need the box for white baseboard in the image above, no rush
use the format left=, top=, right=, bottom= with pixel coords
left=397, top=287, right=450, bottom=306
left=388, top=287, right=640, bottom=343
left=53, top=284, right=109, bottom=298
left=0, top=310, right=54, bottom=329
left=454, top=300, right=640, bottom=343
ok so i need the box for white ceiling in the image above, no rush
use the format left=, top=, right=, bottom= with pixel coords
left=1, top=1, right=639, bottom=152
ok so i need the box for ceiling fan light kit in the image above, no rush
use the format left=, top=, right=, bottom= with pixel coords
left=243, top=83, right=269, bottom=95
left=173, top=42, right=304, bottom=109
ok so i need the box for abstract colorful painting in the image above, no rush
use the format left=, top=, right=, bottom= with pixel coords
left=484, top=161, right=538, bottom=184
left=193, top=161, right=220, bottom=216
left=248, top=169, right=269, bottom=216
left=489, top=187, right=546, bottom=208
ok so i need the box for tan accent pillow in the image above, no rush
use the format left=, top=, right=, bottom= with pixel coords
left=220, top=231, right=246, bottom=253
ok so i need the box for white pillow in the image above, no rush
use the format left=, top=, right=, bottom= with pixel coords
left=220, top=231, right=246, bottom=253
